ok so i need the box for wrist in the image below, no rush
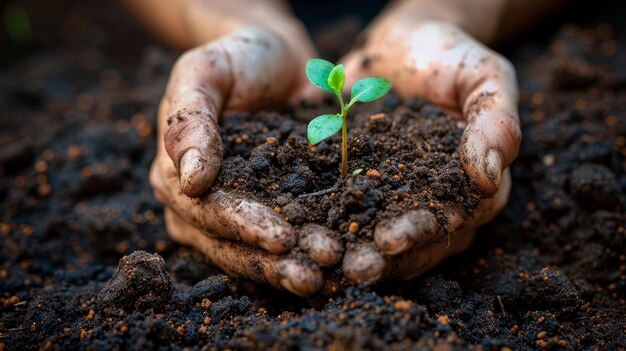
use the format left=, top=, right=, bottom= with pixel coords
left=377, top=0, right=507, bottom=44
left=190, top=5, right=314, bottom=62
left=182, top=0, right=310, bottom=50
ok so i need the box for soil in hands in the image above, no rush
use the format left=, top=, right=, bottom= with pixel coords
left=216, top=96, right=484, bottom=248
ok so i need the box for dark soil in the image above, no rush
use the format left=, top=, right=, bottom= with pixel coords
left=216, top=97, right=483, bottom=244
left=1, top=1, right=625, bottom=350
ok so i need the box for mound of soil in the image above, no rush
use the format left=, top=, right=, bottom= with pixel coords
left=1, top=1, right=625, bottom=350
left=216, top=98, right=483, bottom=245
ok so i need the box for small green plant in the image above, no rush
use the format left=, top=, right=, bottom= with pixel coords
left=306, top=59, right=391, bottom=178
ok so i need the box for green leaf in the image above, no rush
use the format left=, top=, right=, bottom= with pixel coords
left=307, top=114, right=343, bottom=145
left=352, top=168, right=363, bottom=175
left=306, top=59, right=335, bottom=93
left=350, top=77, right=392, bottom=103
left=327, top=64, right=345, bottom=93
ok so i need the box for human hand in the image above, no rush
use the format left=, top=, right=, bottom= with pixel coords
left=150, top=25, right=343, bottom=296
left=337, top=16, right=521, bottom=282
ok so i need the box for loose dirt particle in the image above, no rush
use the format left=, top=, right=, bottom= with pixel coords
left=348, top=222, right=359, bottom=234
left=370, top=113, right=386, bottom=121
left=155, top=240, right=168, bottom=253
left=20, top=225, right=33, bottom=237
left=38, top=184, right=52, bottom=197
left=536, top=340, right=549, bottom=349
left=366, top=169, right=381, bottom=178
left=266, top=137, right=278, bottom=146
left=67, top=145, right=84, bottom=160
left=394, top=300, right=412, bottom=311
left=437, top=315, right=450, bottom=325
left=201, top=299, right=212, bottom=309
left=35, top=160, right=47, bottom=173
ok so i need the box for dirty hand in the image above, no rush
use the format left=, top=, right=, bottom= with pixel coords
left=150, top=23, right=342, bottom=296
left=337, top=13, right=521, bottom=282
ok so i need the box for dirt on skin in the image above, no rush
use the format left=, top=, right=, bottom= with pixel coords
left=1, top=1, right=626, bottom=350
left=215, top=96, right=484, bottom=248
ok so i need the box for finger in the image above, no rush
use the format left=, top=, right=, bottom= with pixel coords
left=200, top=190, right=297, bottom=254
left=457, top=49, right=521, bottom=194
left=165, top=209, right=322, bottom=296
left=298, top=224, right=343, bottom=267
left=374, top=209, right=438, bottom=255
left=275, top=257, right=324, bottom=297
left=152, top=152, right=296, bottom=254
left=161, top=50, right=224, bottom=197
left=343, top=242, right=386, bottom=283
left=162, top=26, right=304, bottom=197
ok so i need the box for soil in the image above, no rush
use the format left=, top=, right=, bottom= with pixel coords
left=1, top=1, right=625, bottom=351
left=216, top=97, right=483, bottom=245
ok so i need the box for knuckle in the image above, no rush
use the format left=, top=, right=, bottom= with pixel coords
left=508, top=118, right=522, bottom=146
left=164, top=117, right=208, bottom=151
left=498, top=114, right=522, bottom=151
left=173, top=48, right=204, bottom=72
left=493, top=54, right=516, bottom=77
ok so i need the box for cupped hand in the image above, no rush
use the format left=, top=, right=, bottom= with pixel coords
left=338, top=17, right=521, bottom=282
left=150, top=26, right=342, bottom=296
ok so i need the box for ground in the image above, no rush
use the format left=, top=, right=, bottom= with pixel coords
left=0, top=1, right=625, bottom=350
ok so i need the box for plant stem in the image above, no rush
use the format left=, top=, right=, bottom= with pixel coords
left=341, top=112, right=347, bottom=178
left=337, top=93, right=348, bottom=179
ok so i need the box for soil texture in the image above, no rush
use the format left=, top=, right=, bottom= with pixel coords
left=1, top=1, right=625, bottom=350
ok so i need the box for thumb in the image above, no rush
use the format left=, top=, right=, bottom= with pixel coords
left=458, top=52, right=521, bottom=194
left=162, top=101, right=222, bottom=198
left=162, top=46, right=228, bottom=197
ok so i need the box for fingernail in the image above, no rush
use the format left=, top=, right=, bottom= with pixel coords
left=484, top=149, right=503, bottom=191
left=180, top=148, right=201, bottom=192
left=258, top=222, right=296, bottom=254
left=377, top=232, right=411, bottom=256
left=343, top=245, right=385, bottom=283
left=278, top=259, right=322, bottom=296
left=299, top=224, right=342, bottom=266
left=375, top=217, right=414, bottom=255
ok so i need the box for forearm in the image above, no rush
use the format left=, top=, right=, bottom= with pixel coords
left=380, top=0, right=570, bottom=45
left=121, top=0, right=297, bottom=49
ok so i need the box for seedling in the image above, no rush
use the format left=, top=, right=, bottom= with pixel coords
left=306, top=59, right=391, bottom=178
